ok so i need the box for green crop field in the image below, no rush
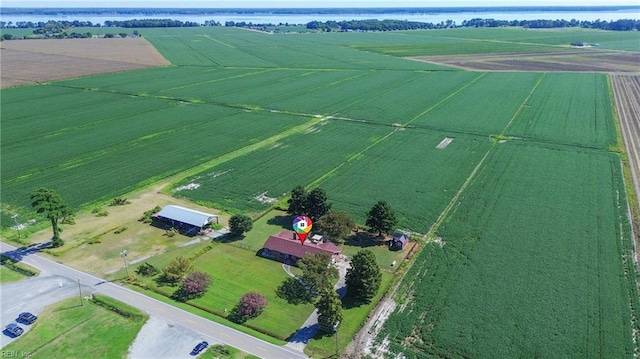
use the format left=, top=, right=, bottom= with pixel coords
left=173, top=120, right=393, bottom=214
left=1, top=25, right=638, bottom=358
left=320, top=129, right=492, bottom=233
left=380, top=142, right=637, bottom=358
left=351, top=27, right=640, bottom=55
left=506, top=72, right=617, bottom=148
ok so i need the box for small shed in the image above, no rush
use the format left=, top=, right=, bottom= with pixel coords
left=389, top=232, right=409, bottom=251
left=154, top=205, right=218, bottom=235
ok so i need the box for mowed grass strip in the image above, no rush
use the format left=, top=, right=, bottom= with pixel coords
left=3, top=296, right=147, bottom=358
left=0, top=265, right=27, bottom=283
left=381, top=142, right=636, bottom=358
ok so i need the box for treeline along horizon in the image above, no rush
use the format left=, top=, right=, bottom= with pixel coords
left=1, top=17, right=639, bottom=32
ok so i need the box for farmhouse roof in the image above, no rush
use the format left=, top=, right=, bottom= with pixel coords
left=264, top=231, right=341, bottom=259
left=155, top=205, right=218, bottom=228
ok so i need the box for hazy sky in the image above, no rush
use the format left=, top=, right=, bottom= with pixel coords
left=3, top=0, right=640, bottom=8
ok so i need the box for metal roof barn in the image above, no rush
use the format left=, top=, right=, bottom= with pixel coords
left=154, top=205, right=218, bottom=228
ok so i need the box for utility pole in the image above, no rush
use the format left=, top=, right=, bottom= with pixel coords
left=11, top=214, right=20, bottom=239
left=77, top=278, right=83, bottom=306
left=121, top=250, right=130, bottom=278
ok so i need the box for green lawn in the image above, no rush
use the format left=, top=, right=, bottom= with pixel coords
left=131, top=239, right=315, bottom=341
left=0, top=256, right=38, bottom=283
left=189, top=245, right=315, bottom=339
left=3, top=296, right=147, bottom=358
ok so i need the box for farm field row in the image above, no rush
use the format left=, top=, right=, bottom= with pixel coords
left=141, top=27, right=450, bottom=70
left=171, top=71, right=616, bottom=232
left=379, top=142, right=637, bottom=358
left=1, top=67, right=617, bottom=227
left=1, top=88, right=309, bottom=209
left=349, top=26, right=640, bottom=55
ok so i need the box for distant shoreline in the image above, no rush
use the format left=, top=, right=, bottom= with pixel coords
left=2, top=6, right=639, bottom=16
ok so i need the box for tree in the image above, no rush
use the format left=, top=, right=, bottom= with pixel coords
left=305, top=188, right=332, bottom=221
left=135, top=262, right=158, bottom=277
left=31, top=188, right=73, bottom=247
left=345, top=249, right=382, bottom=303
left=287, top=185, right=307, bottom=217
left=161, top=256, right=194, bottom=285
left=316, top=289, right=343, bottom=334
left=286, top=186, right=332, bottom=221
left=276, top=277, right=314, bottom=304
left=179, top=271, right=212, bottom=299
left=316, top=210, right=355, bottom=244
left=228, top=214, right=253, bottom=236
left=298, top=252, right=338, bottom=296
left=366, top=201, right=397, bottom=237
left=231, top=292, right=267, bottom=323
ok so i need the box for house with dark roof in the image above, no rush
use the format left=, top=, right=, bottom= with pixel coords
left=262, top=231, right=341, bottom=265
left=389, top=232, right=409, bottom=250
left=153, top=205, right=218, bottom=235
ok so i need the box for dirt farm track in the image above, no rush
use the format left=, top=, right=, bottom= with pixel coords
left=0, top=38, right=169, bottom=88
left=611, top=75, right=640, bottom=238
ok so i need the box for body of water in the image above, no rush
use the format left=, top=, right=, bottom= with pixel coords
left=1, top=8, right=638, bottom=26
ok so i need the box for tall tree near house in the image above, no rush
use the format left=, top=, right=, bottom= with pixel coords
left=345, top=249, right=382, bottom=303
left=298, top=252, right=339, bottom=296
left=316, top=210, right=355, bottom=244
left=305, top=187, right=332, bottom=221
left=286, top=186, right=332, bottom=221
left=287, top=185, right=307, bottom=217
left=316, top=289, right=343, bottom=334
left=30, top=187, right=73, bottom=247
left=366, top=200, right=397, bottom=237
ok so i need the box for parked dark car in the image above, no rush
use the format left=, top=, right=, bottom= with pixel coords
left=190, top=341, right=208, bottom=356
left=5, top=324, right=24, bottom=337
left=17, top=312, right=37, bottom=325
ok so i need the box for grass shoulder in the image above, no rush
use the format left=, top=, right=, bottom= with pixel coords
left=0, top=254, right=39, bottom=284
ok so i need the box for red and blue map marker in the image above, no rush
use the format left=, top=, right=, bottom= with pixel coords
left=293, top=216, right=312, bottom=245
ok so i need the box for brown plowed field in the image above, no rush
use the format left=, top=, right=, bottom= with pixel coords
left=0, top=38, right=170, bottom=88
left=411, top=50, right=640, bottom=72
left=611, top=74, right=640, bottom=252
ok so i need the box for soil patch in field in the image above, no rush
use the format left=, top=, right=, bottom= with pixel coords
left=410, top=50, right=640, bottom=72
left=0, top=38, right=170, bottom=88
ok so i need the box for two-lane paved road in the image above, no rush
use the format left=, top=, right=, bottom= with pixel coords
left=0, top=242, right=307, bottom=359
